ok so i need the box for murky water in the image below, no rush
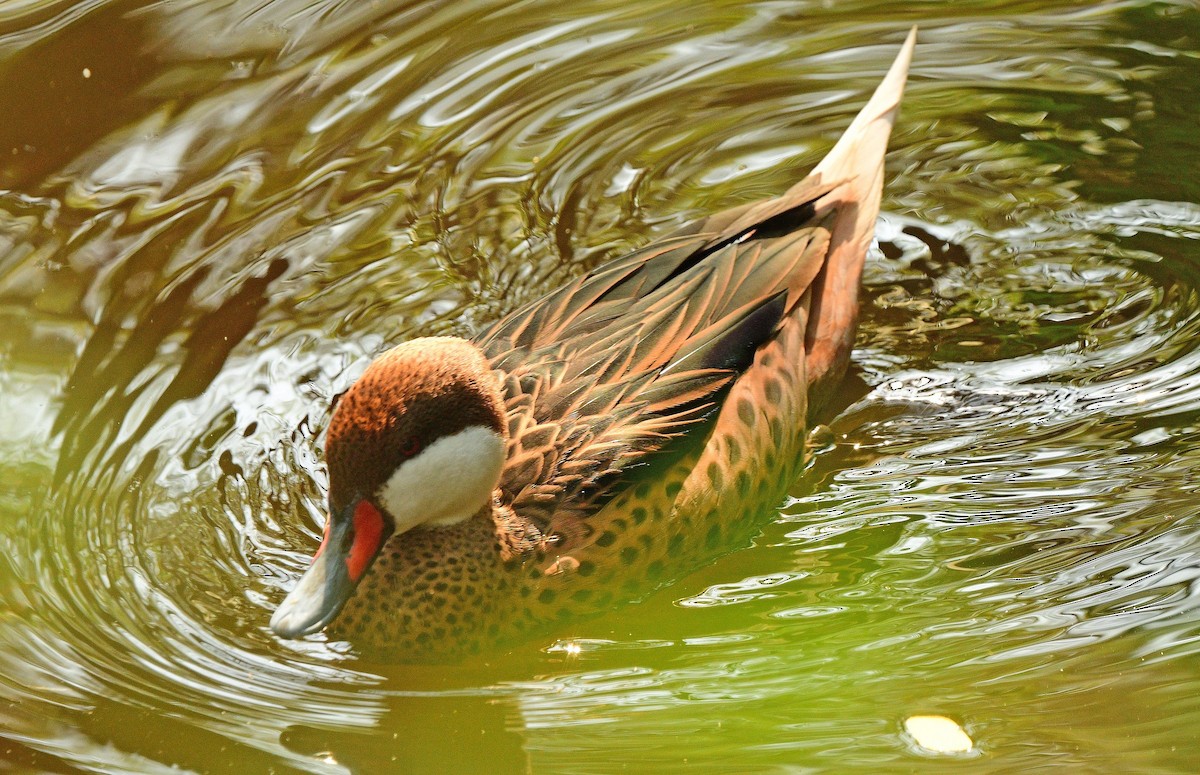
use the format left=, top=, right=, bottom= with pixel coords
left=2, top=0, right=1199, bottom=771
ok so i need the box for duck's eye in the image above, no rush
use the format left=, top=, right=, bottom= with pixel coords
left=400, top=439, right=422, bottom=459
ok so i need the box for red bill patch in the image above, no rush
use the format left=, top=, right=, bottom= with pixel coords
left=346, top=500, right=385, bottom=582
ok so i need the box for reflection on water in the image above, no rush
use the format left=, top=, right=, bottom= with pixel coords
left=2, top=0, right=1200, bottom=771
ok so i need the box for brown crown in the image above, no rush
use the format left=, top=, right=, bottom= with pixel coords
left=324, top=337, right=506, bottom=512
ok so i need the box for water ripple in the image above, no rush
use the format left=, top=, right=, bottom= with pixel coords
left=2, top=0, right=1200, bottom=772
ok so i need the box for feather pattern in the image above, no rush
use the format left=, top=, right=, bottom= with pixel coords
left=479, top=175, right=843, bottom=540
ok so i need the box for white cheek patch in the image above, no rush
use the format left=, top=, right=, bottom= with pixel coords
left=377, top=425, right=506, bottom=533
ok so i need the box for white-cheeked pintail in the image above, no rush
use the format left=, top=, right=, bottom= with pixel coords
left=271, top=30, right=916, bottom=659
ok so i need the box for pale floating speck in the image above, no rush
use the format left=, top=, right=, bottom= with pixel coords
left=82, top=67, right=91, bottom=78
left=903, top=715, right=973, bottom=755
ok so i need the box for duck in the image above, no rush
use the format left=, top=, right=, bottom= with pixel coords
left=270, top=30, right=915, bottom=659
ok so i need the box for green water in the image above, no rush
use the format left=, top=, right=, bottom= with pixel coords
left=2, top=0, right=1200, bottom=771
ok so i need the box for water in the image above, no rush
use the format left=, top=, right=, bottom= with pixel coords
left=2, top=0, right=1199, bottom=771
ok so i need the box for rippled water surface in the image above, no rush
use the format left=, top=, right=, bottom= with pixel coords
left=3, top=0, right=1200, bottom=771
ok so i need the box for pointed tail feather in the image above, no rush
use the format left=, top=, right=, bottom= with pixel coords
left=805, top=27, right=915, bottom=411
left=812, top=27, right=916, bottom=188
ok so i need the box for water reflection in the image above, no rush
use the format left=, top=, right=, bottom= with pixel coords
left=1, top=0, right=1200, bottom=772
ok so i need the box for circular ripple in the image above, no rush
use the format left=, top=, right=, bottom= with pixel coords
left=1, top=1, right=1200, bottom=772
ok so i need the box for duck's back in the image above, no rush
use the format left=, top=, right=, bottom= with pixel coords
left=474, top=31, right=914, bottom=618
left=479, top=174, right=833, bottom=535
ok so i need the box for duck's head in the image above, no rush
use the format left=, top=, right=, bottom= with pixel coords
left=270, top=337, right=507, bottom=639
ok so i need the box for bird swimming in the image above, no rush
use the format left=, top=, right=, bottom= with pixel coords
left=271, top=30, right=916, bottom=659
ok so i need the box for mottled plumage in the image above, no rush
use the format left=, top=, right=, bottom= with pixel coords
left=271, top=31, right=916, bottom=659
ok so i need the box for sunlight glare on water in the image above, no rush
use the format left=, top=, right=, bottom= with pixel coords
left=1, top=0, right=1200, bottom=772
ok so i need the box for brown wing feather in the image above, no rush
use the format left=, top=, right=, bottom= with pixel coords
left=478, top=174, right=846, bottom=539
